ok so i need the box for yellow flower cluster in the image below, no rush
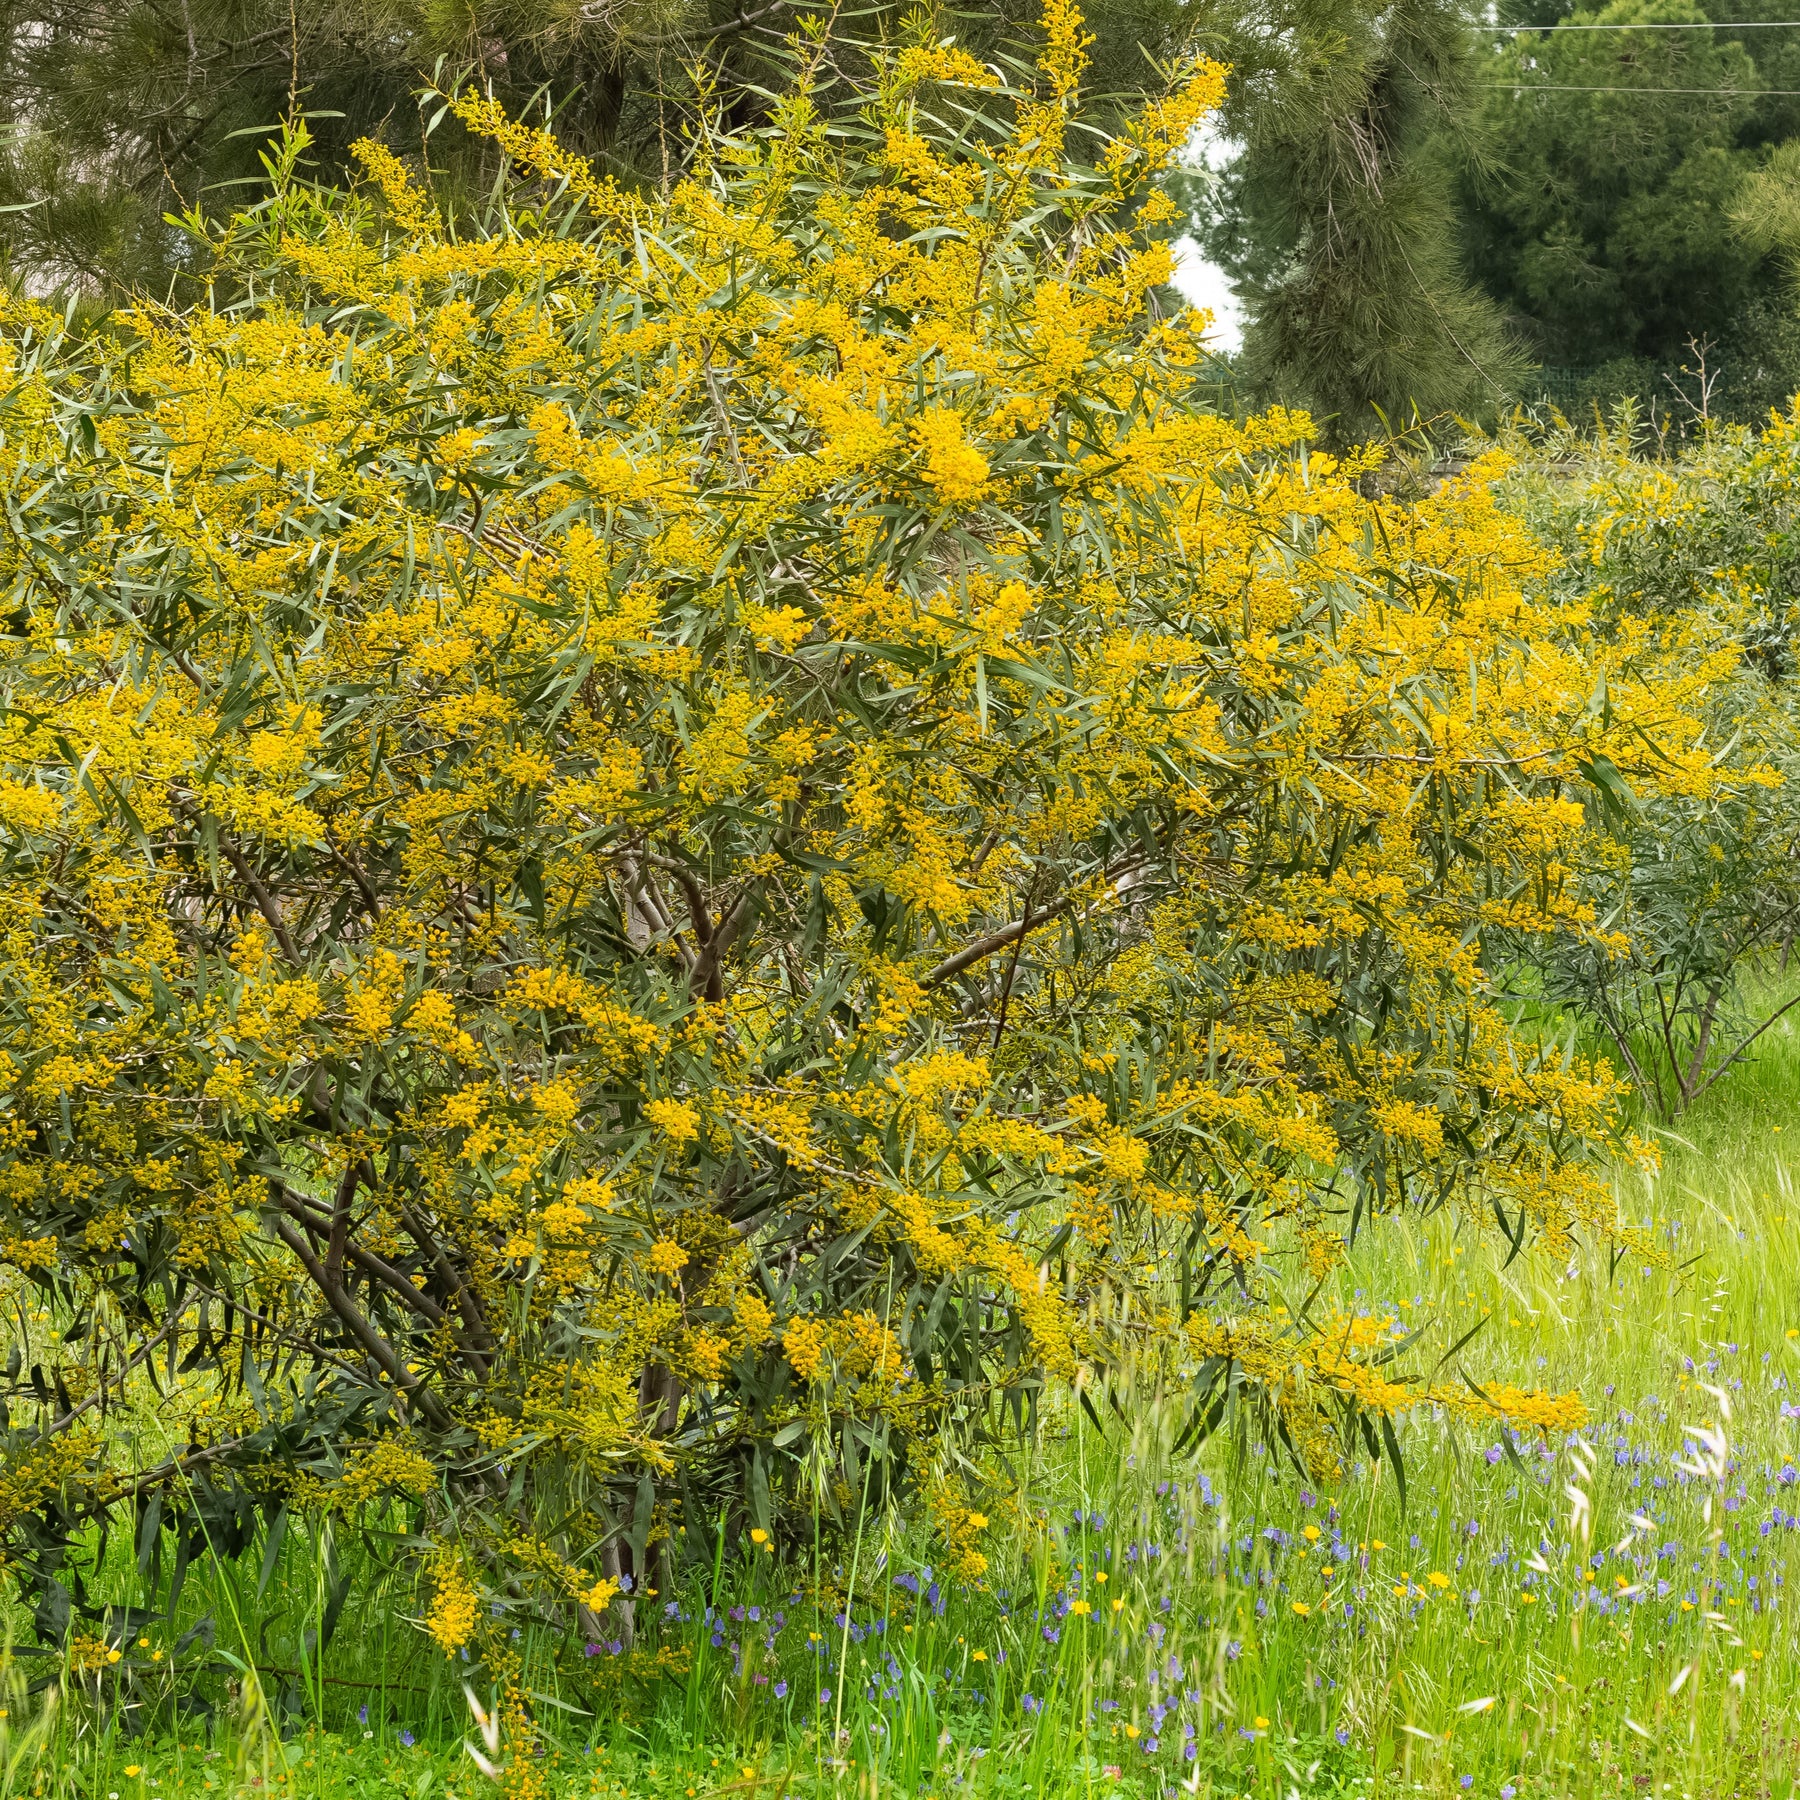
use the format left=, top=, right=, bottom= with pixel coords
left=913, top=408, right=992, bottom=506
left=1186, top=1313, right=1591, bottom=1482
left=784, top=1312, right=909, bottom=1390
left=424, top=1560, right=479, bottom=1657
left=339, top=1437, right=438, bottom=1504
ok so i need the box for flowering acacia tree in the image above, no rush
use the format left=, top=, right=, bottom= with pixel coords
left=0, top=1, right=1744, bottom=1662
left=1495, top=415, right=1800, bottom=1118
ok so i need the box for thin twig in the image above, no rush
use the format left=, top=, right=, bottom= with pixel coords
left=35, top=1317, right=181, bottom=1440
left=991, top=888, right=1035, bottom=1050
left=924, top=895, right=1077, bottom=988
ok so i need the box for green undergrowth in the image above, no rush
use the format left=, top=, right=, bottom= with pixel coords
left=8, top=1016, right=1800, bottom=1799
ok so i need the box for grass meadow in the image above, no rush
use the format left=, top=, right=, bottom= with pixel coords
left=8, top=1002, right=1800, bottom=1800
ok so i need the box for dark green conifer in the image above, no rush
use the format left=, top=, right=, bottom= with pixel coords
left=1186, top=0, right=1523, bottom=443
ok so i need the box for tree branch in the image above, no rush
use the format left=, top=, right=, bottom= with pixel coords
left=219, top=836, right=304, bottom=964
left=271, top=1217, right=452, bottom=1429
left=646, top=853, right=714, bottom=946
left=183, top=1279, right=378, bottom=1386
left=270, top=1185, right=475, bottom=1359
left=923, top=894, right=1076, bottom=988
left=689, top=884, right=757, bottom=1001
left=398, top=1202, right=496, bottom=1355
left=36, top=1316, right=181, bottom=1441
left=324, top=1159, right=360, bottom=1293
left=1688, top=984, right=1800, bottom=1108
left=322, top=838, right=382, bottom=920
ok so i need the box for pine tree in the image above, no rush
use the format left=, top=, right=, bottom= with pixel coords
left=1459, top=0, right=1773, bottom=371
left=1187, top=0, right=1523, bottom=443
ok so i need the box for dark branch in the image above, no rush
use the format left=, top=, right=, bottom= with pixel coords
left=220, top=837, right=304, bottom=965
left=271, top=1217, right=453, bottom=1429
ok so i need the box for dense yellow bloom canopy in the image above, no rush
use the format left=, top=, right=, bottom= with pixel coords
left=0, top=3, right=1743, bottom=1634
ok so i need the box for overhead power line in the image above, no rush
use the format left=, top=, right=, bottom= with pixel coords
left=1487, top=82, right=1800, bottom=92
left=1476, top=18, right=1800, bottom=27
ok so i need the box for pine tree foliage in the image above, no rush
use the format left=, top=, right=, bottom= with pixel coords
left=1462, top=0, right=1777, bottom=370
left=1187, top=0, right=1522, bottom=444
left=1735, top=141, right=1800, bottom=300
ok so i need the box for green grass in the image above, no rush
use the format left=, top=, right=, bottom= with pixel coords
left=8, top=1016, right=1800, bottom=1799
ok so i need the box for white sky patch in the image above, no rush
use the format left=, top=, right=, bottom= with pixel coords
left=1168, top=120, right=1245, bottom=354
left=1171, top=239, right=1244, bottom=354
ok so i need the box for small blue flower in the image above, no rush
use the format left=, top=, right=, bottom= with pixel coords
left=774, top=1681, right=788, bottom=1699
left=399, top=1731, right=415, bottom=1749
